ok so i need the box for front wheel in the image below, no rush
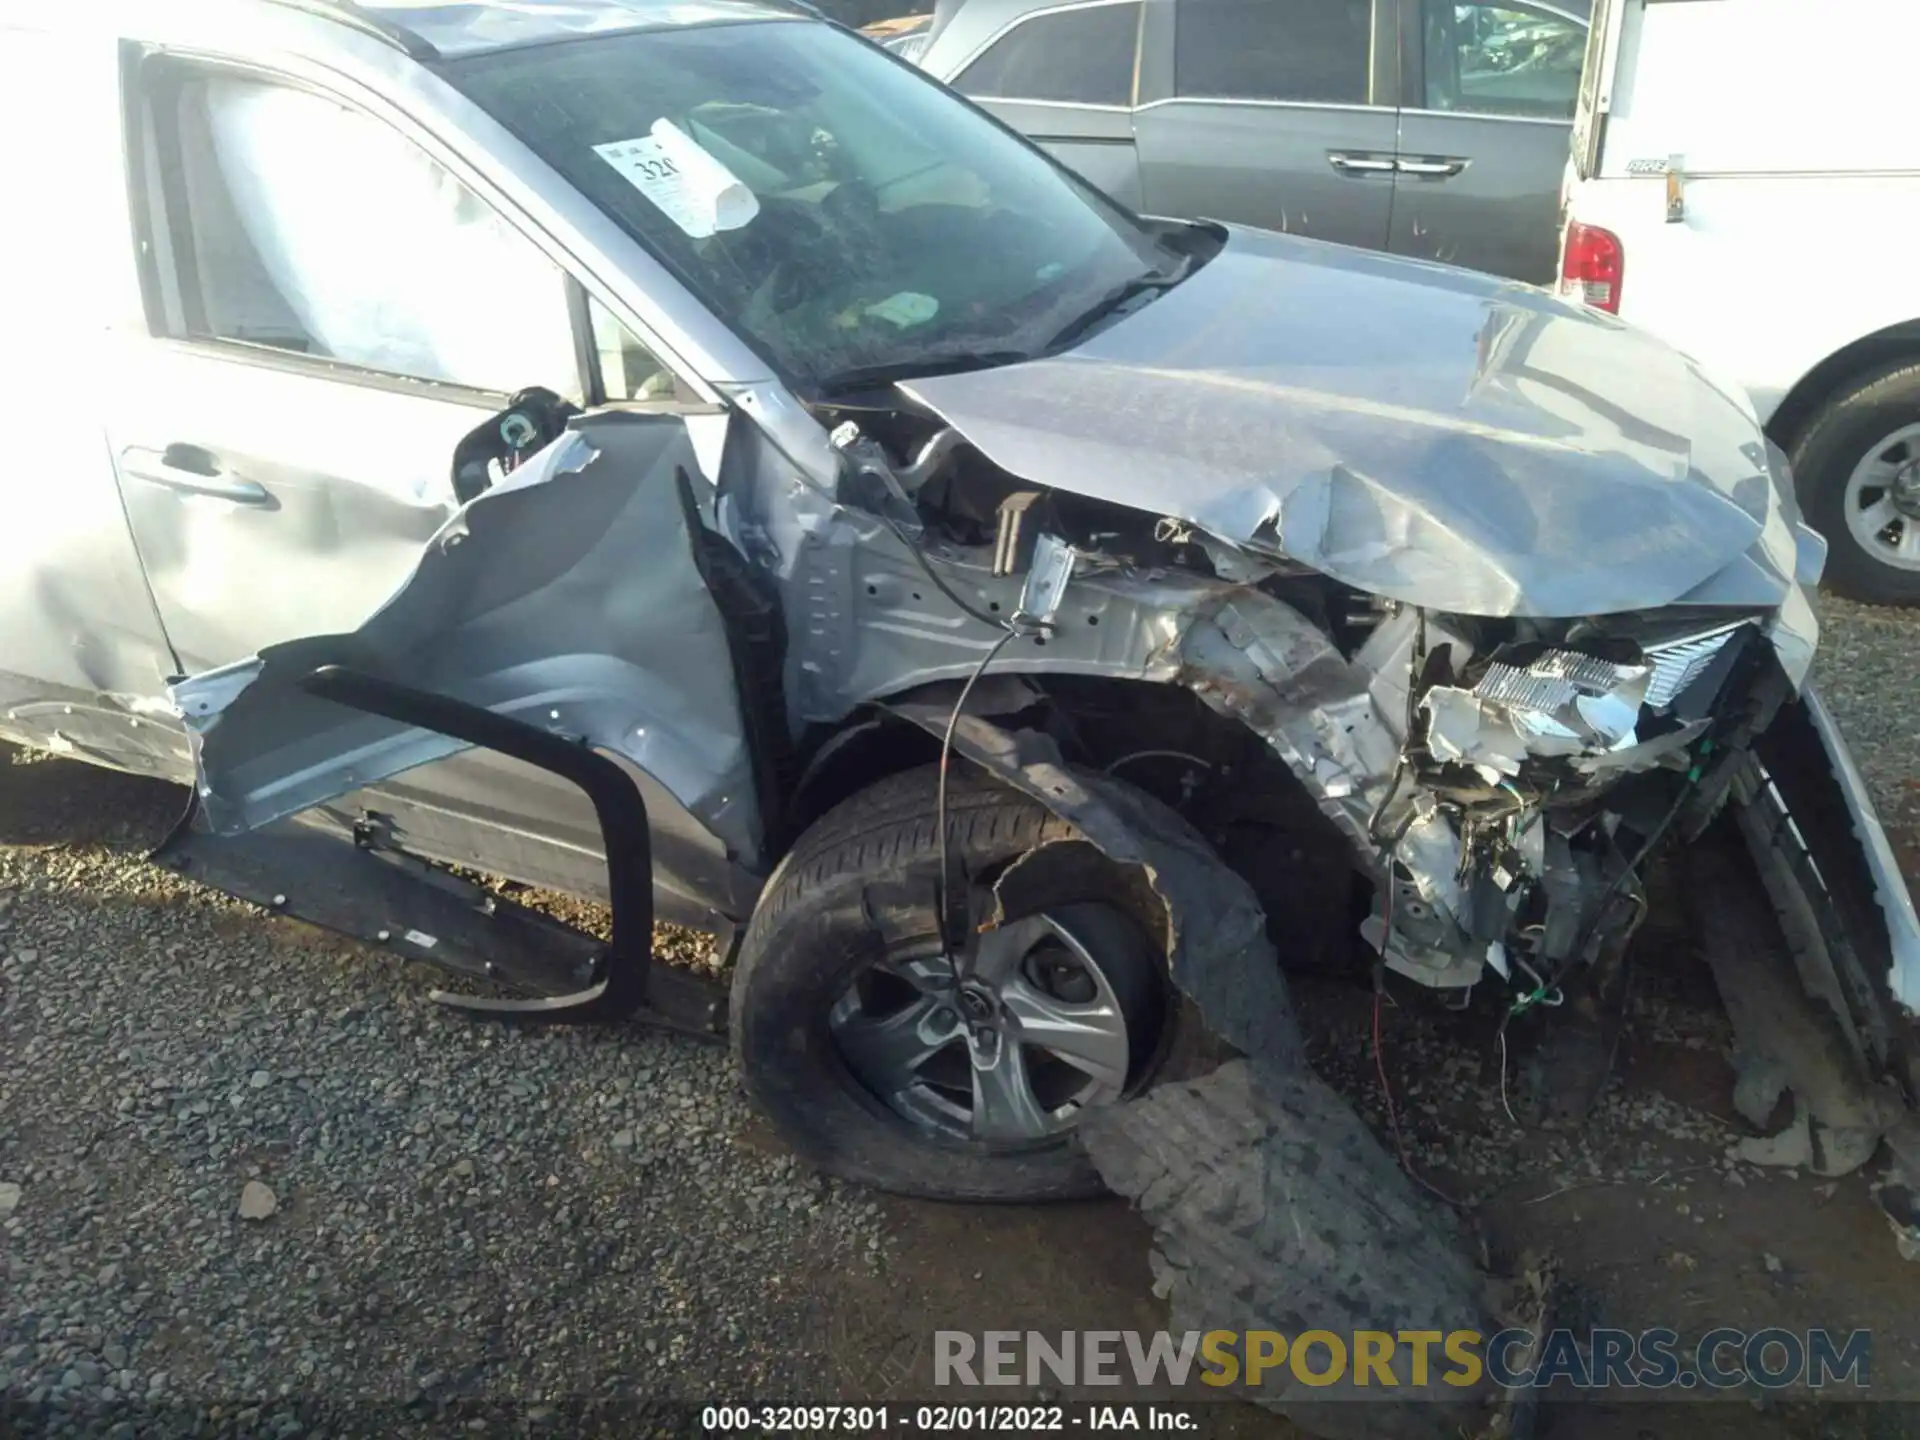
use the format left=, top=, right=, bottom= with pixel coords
left=730, top=766, right=1173, bottom=1201
left=1792, top=360, right=1920, bottom=605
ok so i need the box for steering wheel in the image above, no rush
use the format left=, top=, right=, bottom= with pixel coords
left=819, top=177, right=881, bottom=231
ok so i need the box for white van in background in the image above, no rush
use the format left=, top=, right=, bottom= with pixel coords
left=1558, top=0, right=1920, bottom=603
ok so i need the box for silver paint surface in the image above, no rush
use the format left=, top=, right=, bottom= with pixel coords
left=360, top=0, right=799, bottom=56
left=1804, top=687, right=1920, bottom=1014
left=906, top=225, right=1818, bottom=619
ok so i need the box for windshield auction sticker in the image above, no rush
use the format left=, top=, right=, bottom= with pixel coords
left=593, top=118, right=759, bottom=239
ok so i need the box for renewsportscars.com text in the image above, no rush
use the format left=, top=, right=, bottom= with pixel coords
left=934, top=1328, right=1872, bottom=1391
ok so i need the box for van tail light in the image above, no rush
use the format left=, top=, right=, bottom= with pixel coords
left=1560, top=222, right=1624, bottom=313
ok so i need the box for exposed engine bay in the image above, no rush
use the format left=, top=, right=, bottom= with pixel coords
left=808, top=392, right=1809, bottom=1037
left=149, top=201, right=1920, bottom=1253
left=1355, top=605, right=1778, bottom=997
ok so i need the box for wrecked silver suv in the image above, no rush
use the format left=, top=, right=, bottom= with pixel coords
left=7, top=0, right=1920, bottom=1425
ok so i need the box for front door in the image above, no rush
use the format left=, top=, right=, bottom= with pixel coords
left=1389, top=0, right=1590, bottom=282
left=109, top=49, right=760, bottom=923
left=112, top=56, right=589, bottom=673
left=1133, top=0, right=1400, bottom=251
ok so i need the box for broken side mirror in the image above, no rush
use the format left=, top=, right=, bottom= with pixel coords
left=450, top=386, right=582, bottom=504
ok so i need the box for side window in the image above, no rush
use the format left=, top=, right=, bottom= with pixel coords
left=1174, top=0, right=1372, bottom=104
left=954, top=2, right=1141, bottom=106
left=140, top=68, right=581, bottom=398
left=587, top=296, right=686, bottom=403
left=1423, top=1, right=1587, bottom=119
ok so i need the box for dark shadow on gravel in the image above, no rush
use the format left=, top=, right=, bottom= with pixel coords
left=0, top=744, right=186, bottom=850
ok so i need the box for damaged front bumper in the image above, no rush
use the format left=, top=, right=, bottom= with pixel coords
left=1673, top=685, right=1920, bottom=1190
left=1164, top=579, right=1838, bottom=995
left=1794, top=687, right=1920, bottom=1016
left=1165, top=571, right=1920, bottom=1173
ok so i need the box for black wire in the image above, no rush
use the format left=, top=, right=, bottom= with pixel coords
left=1504, top=754, right=1701, bottom=1025
left=939, top=628, right=1020, bottom=971
left=875, top=504, right=1022, bottom=965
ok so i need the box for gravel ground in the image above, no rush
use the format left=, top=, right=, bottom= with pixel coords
left=0, top=766, right=883, bottom=1437
left=1, top=593, right=1916, bottom=1440
left=1810, top=594, right=1920, bottom=827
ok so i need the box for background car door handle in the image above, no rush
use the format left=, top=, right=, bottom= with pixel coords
left=1396, top=157, right=1470, bottom=178
left=1327, top=151, right=1397, bottom=176
left=122, top=444, right=272, bottom=505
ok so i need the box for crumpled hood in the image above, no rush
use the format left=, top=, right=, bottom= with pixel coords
left=904, top=225, right=1811, bottom=617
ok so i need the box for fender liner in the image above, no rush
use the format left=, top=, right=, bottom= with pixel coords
left=880, top=677, right=1297, bottom=1066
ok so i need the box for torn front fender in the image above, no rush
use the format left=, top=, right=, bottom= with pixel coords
left=169, top=415, right=762, bottom=866
left=881, top=683, right=1499, bottom=1428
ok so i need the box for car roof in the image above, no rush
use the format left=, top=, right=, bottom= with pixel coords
left=278, top=0, right=811, bottom=58
left=918, top=0, right=1110, bottom=72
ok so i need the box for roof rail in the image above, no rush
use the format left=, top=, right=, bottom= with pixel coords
left=260, top=0, right=440, bottom=59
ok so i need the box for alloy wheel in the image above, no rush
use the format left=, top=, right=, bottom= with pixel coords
left=827, top=905, right=1158, bottom=1146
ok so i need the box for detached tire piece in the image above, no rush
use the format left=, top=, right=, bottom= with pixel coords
left=1791, top=359, right=1920, bottom=605
left=1081, top=1061, right=1495, bottom=1440
left=731, top=765, right=1164, bottom=1202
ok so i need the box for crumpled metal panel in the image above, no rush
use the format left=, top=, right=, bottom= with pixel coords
left=905, top=226, right=1818, bottom=618
left=1172, top=589, right=1401, bottom=857
left=168, top=417, right=761, bottom=864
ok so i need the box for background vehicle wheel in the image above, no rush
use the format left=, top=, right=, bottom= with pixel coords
left=1792, top=360, right=1920, bottom=605
left=731, top=765, right=1173, bottom=1201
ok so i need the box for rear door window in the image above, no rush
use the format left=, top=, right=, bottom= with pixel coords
left=1422, top=1, right=1587, bottom=119
left=954, top=2, right=1141, bottom=106
left=1173, top=0, right=1372, bottom=104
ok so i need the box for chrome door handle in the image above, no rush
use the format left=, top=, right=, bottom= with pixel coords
left=1327, top=151, right=1397, bottom=175
left=122, top=444, right=272, bottom=505
left=1397, top=157, right=1470, bottom=178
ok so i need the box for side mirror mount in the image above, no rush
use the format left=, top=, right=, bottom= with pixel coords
left=450, top=386, right=582, bottom=504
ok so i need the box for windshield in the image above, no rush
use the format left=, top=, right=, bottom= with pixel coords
left=445, top=20, right=1173, bottom=390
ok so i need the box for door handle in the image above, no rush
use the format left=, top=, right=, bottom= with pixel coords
left=122, top=444, right=272, bottom=505
left=1327, top=151, right=1397, bottom=176
left=1396, top=156, right=1470, bottom=178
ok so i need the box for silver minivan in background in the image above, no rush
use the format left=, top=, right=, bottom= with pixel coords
left=913, top=0, right=1590, bottom=284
